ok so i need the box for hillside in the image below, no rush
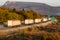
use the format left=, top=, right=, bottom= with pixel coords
left=2, top=1, right=60, bottom=15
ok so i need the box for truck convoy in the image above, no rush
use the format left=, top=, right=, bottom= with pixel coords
left=7, top=18, right=52, bottom=27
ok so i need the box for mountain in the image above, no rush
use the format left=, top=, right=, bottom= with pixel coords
left=2, top=1, right=60, bottom=15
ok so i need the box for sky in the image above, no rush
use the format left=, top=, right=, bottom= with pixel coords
left=0, top=0, right=60, bottom=6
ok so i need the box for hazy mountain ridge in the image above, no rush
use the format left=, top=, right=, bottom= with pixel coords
left=2, top=1, right=60, bottom=15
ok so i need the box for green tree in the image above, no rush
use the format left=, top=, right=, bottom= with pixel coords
left=6, top=13, right=20, bottom=20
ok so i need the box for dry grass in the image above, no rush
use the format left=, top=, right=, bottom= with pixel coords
left=0, top=23, right=60, bottom=40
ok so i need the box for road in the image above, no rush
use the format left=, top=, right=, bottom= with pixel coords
left=0, top=21, right=53, bottom=36
left=0, top=21, right=52, bottom=31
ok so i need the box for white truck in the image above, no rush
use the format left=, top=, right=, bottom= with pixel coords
left=48, top=18, right=51, bottom=21
left=35, top=19, right=42, bottom=23
left=42, top=18, right=48, bottom=22
left=25, top=19, right=34, bottom=25
left=8, top=20, right=21, bottom=28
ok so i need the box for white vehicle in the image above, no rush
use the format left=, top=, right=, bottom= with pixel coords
left=35, top=19, right=41, bottom=23
left=42, top=18, right=48, bottom=22
left=48, top=18, right=51, bottom=21
left=8, top=20, right=21, bottom=27
left=25, top=19, right=34, bottom=24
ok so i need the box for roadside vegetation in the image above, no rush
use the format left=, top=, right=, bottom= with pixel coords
left=0, top=22, right=60, bottom=40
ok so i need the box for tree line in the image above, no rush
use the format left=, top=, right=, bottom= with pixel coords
left=0, top=8, right=42, bottom=23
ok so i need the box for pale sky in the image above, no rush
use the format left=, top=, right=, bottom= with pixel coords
left=0, top=0, right=60, bottom=6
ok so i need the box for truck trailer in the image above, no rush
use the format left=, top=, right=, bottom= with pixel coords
left=24, top=19, right=34, bottom=25
left=42, top=18, right=48, bottom=22
left=35, top=19, right=42, bottom=23
left=8, top=20, right=21, bottom=28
